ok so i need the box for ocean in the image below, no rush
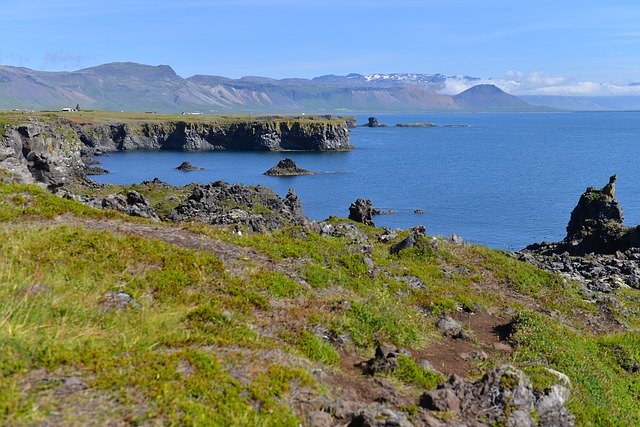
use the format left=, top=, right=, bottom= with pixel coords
left=92, top=112, right=640, bottom=250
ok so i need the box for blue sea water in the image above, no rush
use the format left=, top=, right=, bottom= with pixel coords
left=92, top=112, right=640, bottom=250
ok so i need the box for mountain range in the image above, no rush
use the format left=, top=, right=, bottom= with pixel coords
left=0, top=62, right=540, bottom=113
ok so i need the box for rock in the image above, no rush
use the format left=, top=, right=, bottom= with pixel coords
left=348, top=198, right=375, bottom=226
left=101, top=191, right=160, bottom=221
left=175, top=161, right=203, bottom=171
left=436, top=316, right=463, bottom=338
left=358, top=345, right=401, bottom=375
left=307, top=410, right=334, bottom=427
left=460, top=350, right=489, bottom=361
left=378, top=228, right=398, bottom=243
left=449, top=234, right=464, bottom=245
left=364, top=117, right=381, bottom=127
left=371, top=207, right=396, bottom=215
left=418, top=365, right=574, bottom=427
left=390, top=226, right=426, bottom=255
left=420, top=388, right=461, bottom=412
left=85, top=165, right=109, bottom=175
left=264, top=158, right=316, bottom=176
left=493, top=342, right=514, bottom=353
left=414, top=209, right=425, bottom=214
left=168, top=181, right=308, bottom=232
left=101, top=291, right=141, bottom=311
left=394, top=122, right=437, bottom=128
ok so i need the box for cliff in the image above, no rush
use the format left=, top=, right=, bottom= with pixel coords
left=0, top=112, right=352, bottom=185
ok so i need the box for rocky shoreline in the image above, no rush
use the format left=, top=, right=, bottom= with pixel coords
left=520, top=176, right=640, bottom=296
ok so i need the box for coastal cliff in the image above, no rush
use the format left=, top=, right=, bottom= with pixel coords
left=0, top=112, right=352, bottom=185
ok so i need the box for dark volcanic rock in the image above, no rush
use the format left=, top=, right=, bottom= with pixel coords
left=168, top=181, right=307, bottom=232
left=365, top=117, right=380, bottom=127
left=390, top=226, right=426, bottom=254
left=526, top=176, right=636, bottom=256
left=264, top=158, right=316, bottom=176
left=86, top=165, right=109, bottom=175
left=101, top=191, right=160, bottom=221
left=348, top=198, right=374, bottom=226
left=175, top=161, right=203, bottom=171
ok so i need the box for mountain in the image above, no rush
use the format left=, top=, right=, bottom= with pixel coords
left=0, top=62, right=538, bottom=113
left=453, top=84, right=533, bottom=110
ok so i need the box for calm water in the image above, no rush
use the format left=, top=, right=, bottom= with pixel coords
left=92, top=112, right=640, bottom=250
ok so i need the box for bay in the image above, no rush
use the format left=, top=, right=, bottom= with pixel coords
left=92, top=112, right=640, bottom=250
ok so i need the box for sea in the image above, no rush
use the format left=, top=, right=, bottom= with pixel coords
left=92, top=112, right=640, bottom=251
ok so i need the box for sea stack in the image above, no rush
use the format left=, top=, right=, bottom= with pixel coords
left=264, top=158, right=316, bottom=176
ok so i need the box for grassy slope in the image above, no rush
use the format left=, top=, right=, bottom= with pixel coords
left=0, top=182, right=638, bottom=425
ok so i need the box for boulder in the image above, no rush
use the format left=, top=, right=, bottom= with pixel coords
left=264, top=158, right=316, bottom=176
left=390, top=226, right=426, bottom=254
left=418, top=364, right=574, bottom=427
left=348, top=198, right=374, bottom=226
left=101, top=191, right=159, bottom=221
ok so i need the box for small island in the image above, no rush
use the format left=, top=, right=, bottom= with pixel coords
left=264, top=158, right=317, bottom=176
left=175, top=161, right=204, bottom=171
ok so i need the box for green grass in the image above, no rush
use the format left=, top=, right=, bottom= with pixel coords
left=391, top=355, right=444, bottom=390
left=511, top=311, right=640, bottom=425
left=0, top=181, right=638, bottom=424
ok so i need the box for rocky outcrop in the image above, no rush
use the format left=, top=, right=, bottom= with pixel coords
left=175, top=161, right=203, bottom=171
left=0, top=123, right=85, bottom=187
left=167, top=181, right=307, bottom=232
left=522, top=176, right=640, bottom=294
left=526, top=177, right=640, bottom=256
left=101, top=191, right=160, bottom=221
left=363, top=117, right=386, bottom=128
left=264, top=158, right=316, bottom=176
left=419, top=365, right=573, bottom=426
left=348, top=198, right=374, bottom=226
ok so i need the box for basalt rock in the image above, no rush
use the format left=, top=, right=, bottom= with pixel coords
left=264, top=158, right=316, bottom=176
left=168, top=180, right=308, bottom=232
left=526, top=177, right=640, bottom=256
left=348, top=198, right=374, bottom=226
left=101, top=191, right=160, bottom=221
left=364, top=117, right=381, bottom=127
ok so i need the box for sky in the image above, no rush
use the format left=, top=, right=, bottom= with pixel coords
left=2, top=0, right=640, bottom=95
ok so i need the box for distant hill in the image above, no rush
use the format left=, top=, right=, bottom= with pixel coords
left=522, top=95, right=640, bottom=111
left=0, top=62, right=540, bottom=113
left=453, top=84, right=534, bottom=110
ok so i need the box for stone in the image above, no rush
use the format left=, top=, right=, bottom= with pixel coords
left=436, top=316, right=463, bottom=337
left=417, top=365, right=574, bottom=427
left=264, top=158, right=316, bottom=176
left=101, top=191, right=160, bottom=221
left=101, top=291, right=141, bottom=311
left=420, top=388, right=461, bottom=412
left=307, top=410, right=333, bottom=427
left=389, top=226, right=426, bottom=255
left=348, top=198, right=375, bottom=226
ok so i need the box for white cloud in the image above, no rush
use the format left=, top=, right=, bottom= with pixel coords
left=438, top=71, right=640, bottom=96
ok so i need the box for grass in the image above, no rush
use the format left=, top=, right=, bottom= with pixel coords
left=0, top=181, right=638, bottom=424
left=0, top=110, right=352, bottom=127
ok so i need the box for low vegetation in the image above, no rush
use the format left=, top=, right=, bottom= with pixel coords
left=0, top=181, right=638, bottom=425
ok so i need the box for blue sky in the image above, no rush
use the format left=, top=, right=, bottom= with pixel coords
left=2, top=0, right=640, bottom=94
